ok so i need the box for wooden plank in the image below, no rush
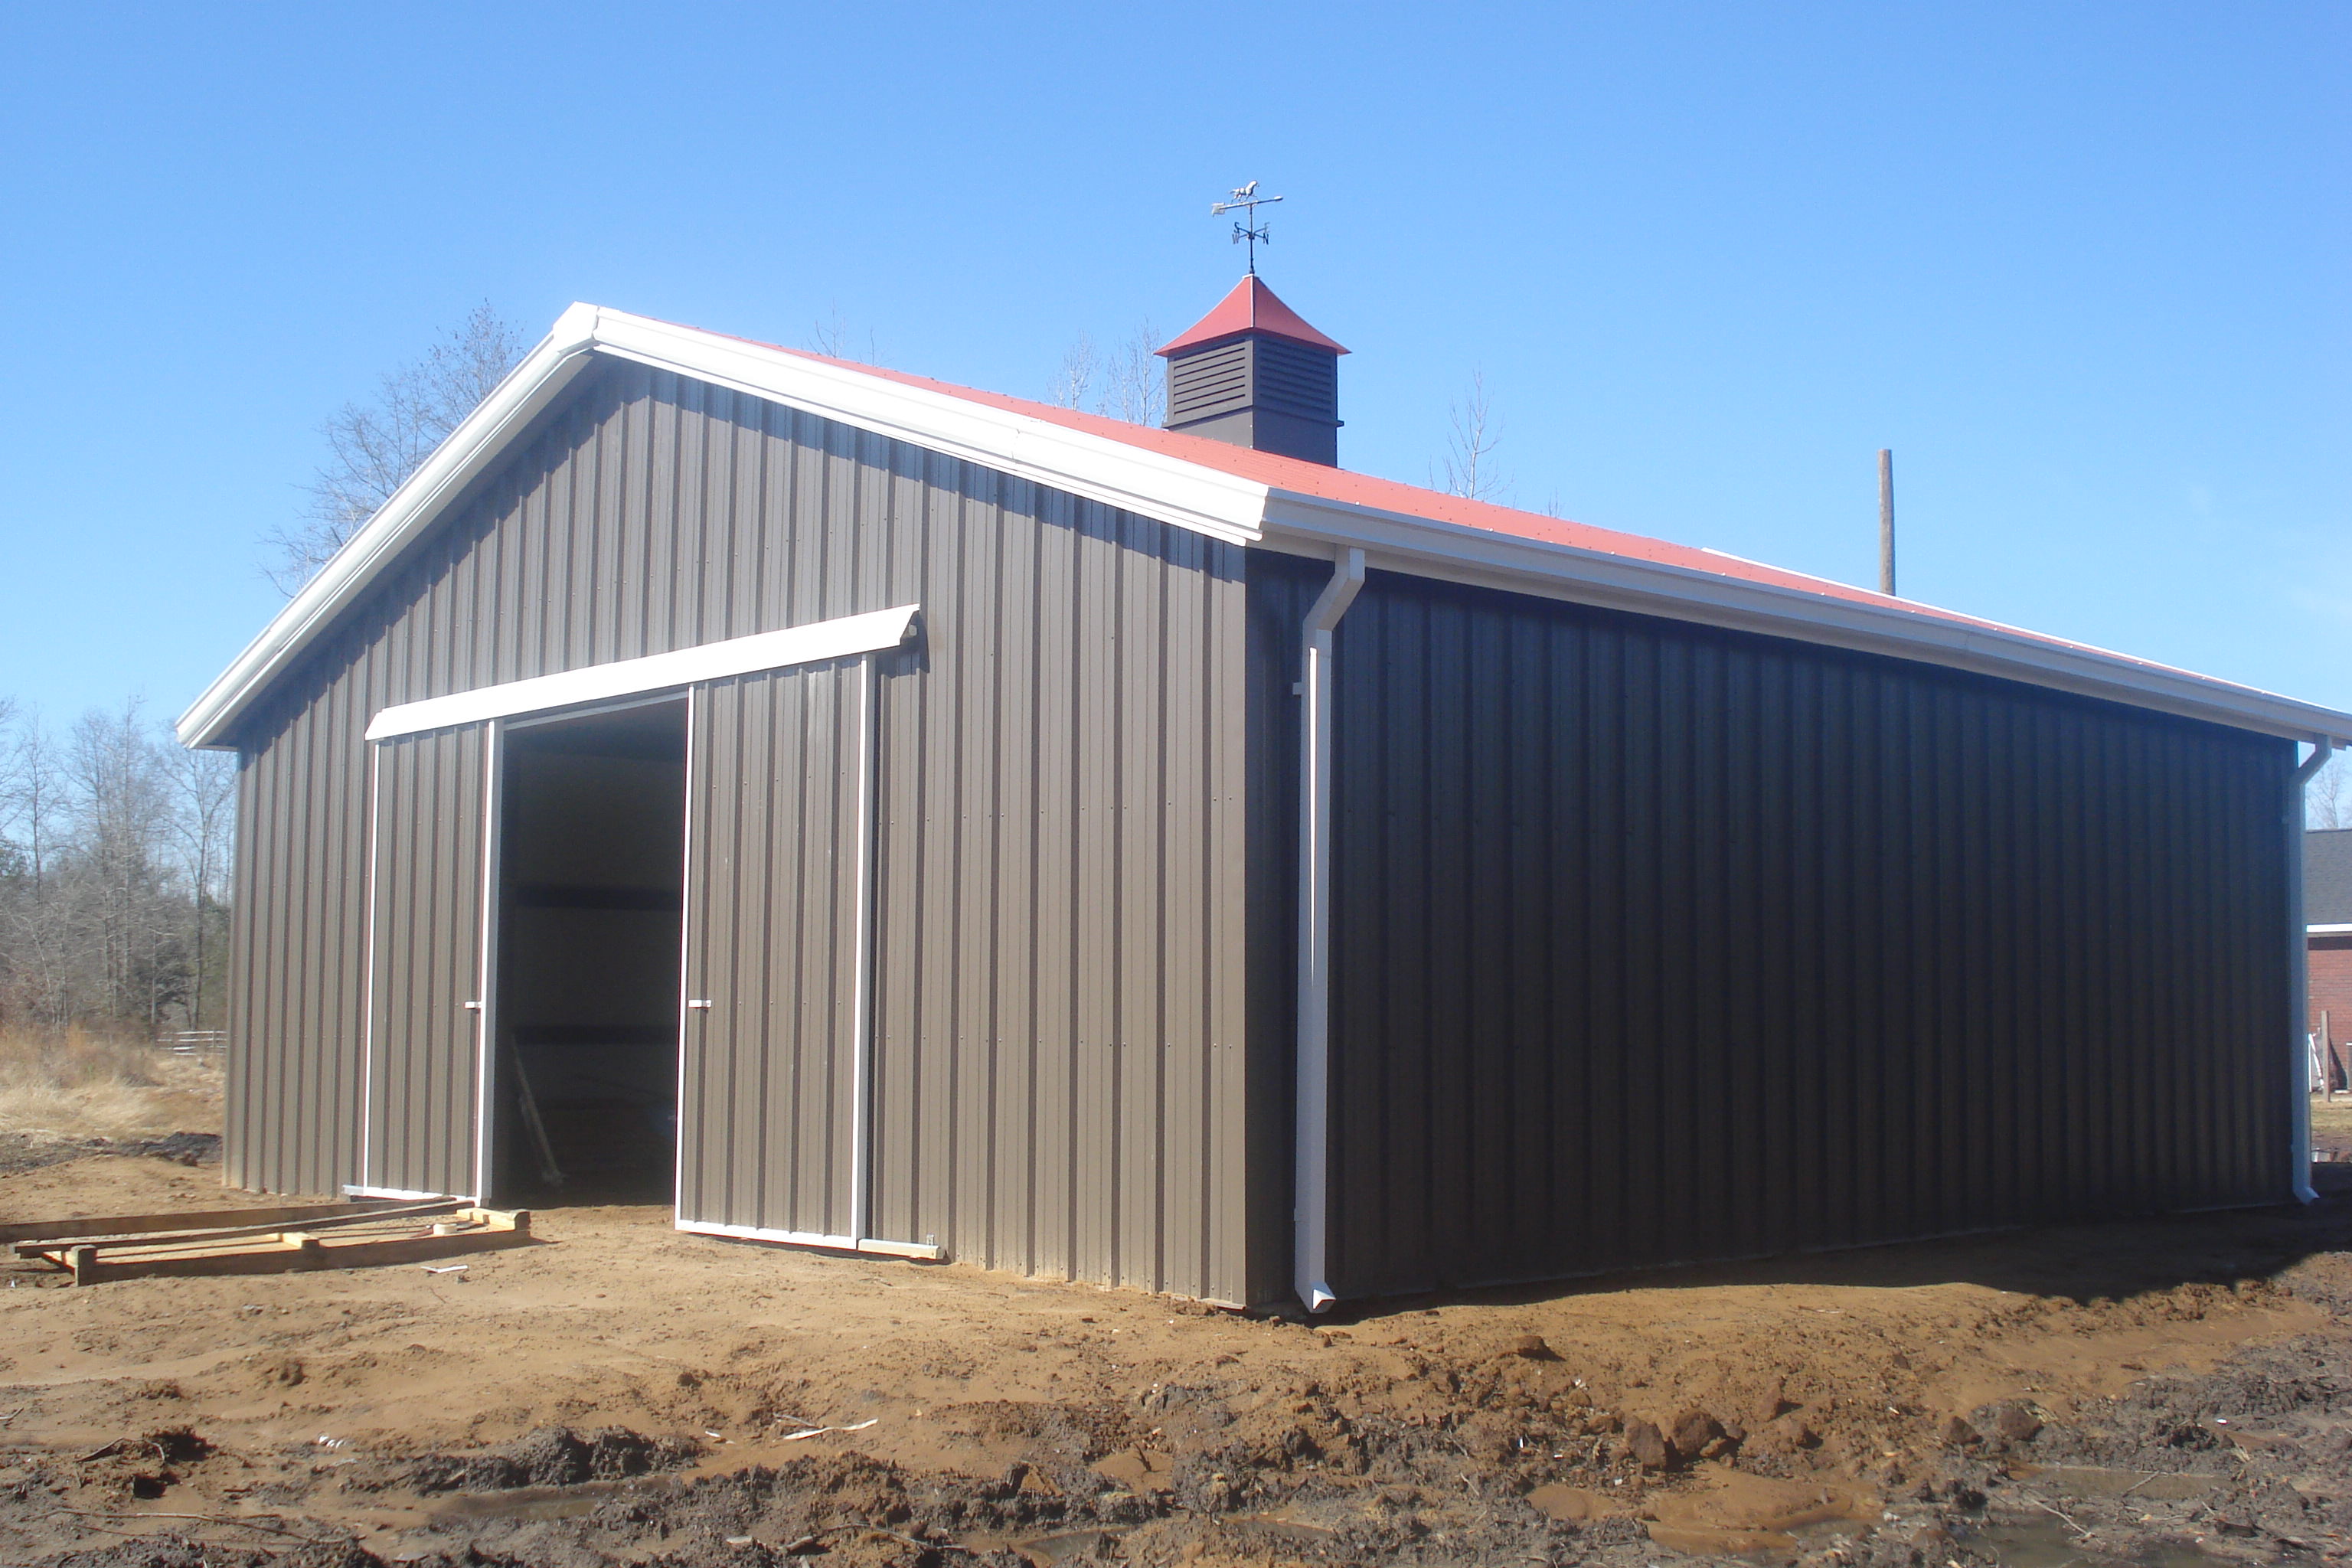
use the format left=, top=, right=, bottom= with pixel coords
left=0, top=1197, right=426, bottom=1247
left=9, top=1200, right=462, bottom=1257
left=50, top=1210, right=530, bottom=1285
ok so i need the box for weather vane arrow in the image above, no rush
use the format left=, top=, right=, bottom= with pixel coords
left=1210, top=181, right=1283, bottom=275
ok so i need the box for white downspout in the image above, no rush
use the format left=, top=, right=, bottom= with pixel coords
left=2289, top=736, right=2333, bottom=1204
left=1296, top=547, right=1366, bottom=1312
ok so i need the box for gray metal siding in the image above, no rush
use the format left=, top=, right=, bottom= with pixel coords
left=1250, top=557, right=2294, bottom=1300
left=864, top=492, right=1253, bottom=1299
left=362, top=726, right=487, bottom=1197
left=224, top=668, right=375, bottom=1195
left=681, top=662, right=865, bottom=1237
left=228, top=361, right=1257, bottom=1301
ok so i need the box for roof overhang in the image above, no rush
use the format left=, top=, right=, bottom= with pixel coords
left=181, top=304, right=2352, bottom=753
left=1256, top=495, right=2352, bottom=747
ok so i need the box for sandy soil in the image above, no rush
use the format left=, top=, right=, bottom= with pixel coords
left=0, top=1134, right=2347, bottom=1565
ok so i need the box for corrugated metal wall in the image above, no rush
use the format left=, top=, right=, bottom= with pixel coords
left=1251, top=557, right=2295, bottom=1301
left=361, top=726, right=488, bottom=1197
left=680, top=661, right=867, bottom=1238
left=228, top=361, right=1257, bottom=1302
left=864, top=501, right=1253, bottom=1298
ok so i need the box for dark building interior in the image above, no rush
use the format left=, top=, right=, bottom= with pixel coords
left=493, top=699, right=688, bottom=1204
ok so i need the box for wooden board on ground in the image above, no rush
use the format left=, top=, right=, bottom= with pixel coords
left=7, top=1199, right=464, bottom=1256
left=0, top=1197, right=432, bottom=1247
left=18, top=1207, right=532, bottom=1285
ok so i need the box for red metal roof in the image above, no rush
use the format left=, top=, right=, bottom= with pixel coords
left=1155, top=276, right=1350, bottom=358
left=680, top=322, right=2227, bottom=689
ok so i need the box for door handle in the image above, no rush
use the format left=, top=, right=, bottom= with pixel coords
left=686, top=999, right=714, bottom=1010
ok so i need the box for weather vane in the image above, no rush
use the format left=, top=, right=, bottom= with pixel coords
left=1210, top=181, right=1284, bottom=275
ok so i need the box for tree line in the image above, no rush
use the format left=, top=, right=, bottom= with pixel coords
left=0, top=701, right=234, bottom=1035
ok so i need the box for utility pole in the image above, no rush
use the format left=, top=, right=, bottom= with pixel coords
left=1878, top=449, right=1896, bottom=596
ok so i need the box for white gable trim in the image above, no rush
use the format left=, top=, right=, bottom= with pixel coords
left=176, top=305, right=1269, bottom=749
left=363, top=606, right=920, bottom=741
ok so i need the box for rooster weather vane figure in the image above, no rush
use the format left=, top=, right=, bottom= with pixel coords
left=1210, top=181, right=1284, bottom=275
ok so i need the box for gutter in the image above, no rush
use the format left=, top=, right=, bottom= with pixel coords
left=2290, top=737, right=2334, bottom=1204
left=1295, top=547, right=1365, bottom=1312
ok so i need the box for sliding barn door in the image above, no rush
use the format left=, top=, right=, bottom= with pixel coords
left=361, top=724, right=495, bottom=1199
left=677, top=660, right=876, bottom=1242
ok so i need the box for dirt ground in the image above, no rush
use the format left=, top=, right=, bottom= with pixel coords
left=0, top=1106, right=2348, bottom=1565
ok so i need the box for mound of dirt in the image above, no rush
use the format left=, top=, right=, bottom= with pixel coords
left=403, top=1426, right=703, bottom=1493
left=0, top=1130, right=220, bottom=1177
left=106, top=1132, right=222, bottom=1166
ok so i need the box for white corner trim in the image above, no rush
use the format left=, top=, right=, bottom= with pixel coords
left=364, top=606, right=919, bottom=741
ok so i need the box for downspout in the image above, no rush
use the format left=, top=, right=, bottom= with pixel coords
left=1296, top=547, right=1366, bottom=1312
left=2288, top=736, right=2333, bottom=1204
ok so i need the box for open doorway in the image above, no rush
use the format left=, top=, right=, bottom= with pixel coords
left=493, top=698, right=688, bottom=1204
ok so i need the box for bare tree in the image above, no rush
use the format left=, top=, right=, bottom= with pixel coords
left=2312, top=752, right=2352, bottom=830
left=1102, top=322, right=1165, bottom=427
left=0, top=704, right=64, bottom=895
left=1436, top=370, right=1507, bottom=501
left=64, top=703, right=180, bottom=1025
left=0, top=701, right=227, bottom=1034
left=807, top=303, right=880, bottom=364
left=264, top=303, right=527, bottom=594
left=1049, top=331, right=1099, bottom=412
left=164, top=746, right=236, bottom=1031
left=1049, top=322, right=1164, bottom=426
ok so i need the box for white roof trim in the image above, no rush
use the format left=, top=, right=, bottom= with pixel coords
left=2309, top=923, right=2352, bottom=936
left=181, top=303, right=2352, bottom=751
left=1256, top=495, right=2352, bottom=746
left=364, top=605, right=919, bottom=742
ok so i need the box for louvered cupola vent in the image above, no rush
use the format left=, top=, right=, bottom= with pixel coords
left=1157, top=276, right=1348, bottom=466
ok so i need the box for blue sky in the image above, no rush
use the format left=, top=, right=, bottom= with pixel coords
left=2, top=3, right=2345, bottom=730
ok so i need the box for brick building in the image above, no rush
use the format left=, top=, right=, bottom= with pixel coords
left=2309, top=828, right=2352, bottom=1092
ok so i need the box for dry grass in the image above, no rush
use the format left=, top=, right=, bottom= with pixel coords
left=0, top=1025, right=222, bottom=1142
left=2314, top=1095, right=2352, bottom=1138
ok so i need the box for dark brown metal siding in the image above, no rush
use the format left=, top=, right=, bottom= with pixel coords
left=227, top=361, right=1256, bottom=1300
left=1250, top=557, right=2295, bottom=1300
left=362, top=726, right=488, bottom=1197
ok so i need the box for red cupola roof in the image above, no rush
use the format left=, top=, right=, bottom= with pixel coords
left=1156, top=275, right=1349, bottom=358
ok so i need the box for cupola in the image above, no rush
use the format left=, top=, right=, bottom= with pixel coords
left=1157, top=276, right=1348, bottom=466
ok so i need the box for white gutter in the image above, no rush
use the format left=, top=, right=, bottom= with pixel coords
left=1295, top=547, right=1366, bottom=1313
left=2289, top=737, right=2333, bottom=1203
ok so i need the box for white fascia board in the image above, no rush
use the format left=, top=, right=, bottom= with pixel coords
left=1259, top=493, right=2352, bottom=747
left=176, top=304, right=608, bottom=750
left=364, top=606, right=918, bottom=741
left=585, top=310, right=1269, bottom=545
left=2309, top=923, right=2352, bottom=936
left=178, top=304, right=1269, bottom=750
